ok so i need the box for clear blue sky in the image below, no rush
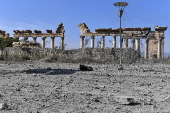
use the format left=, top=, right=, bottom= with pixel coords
left=0, top=0, right=170, bottom=56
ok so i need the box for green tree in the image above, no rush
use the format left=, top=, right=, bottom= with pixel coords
left=0, top=37, right=19, bottom=59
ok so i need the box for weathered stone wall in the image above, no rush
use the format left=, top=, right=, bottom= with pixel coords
left=3, top=47, right=140, bottom=63
left=67, top=48, right=140, bottom=63
left=148, top=39, right=158, bottom=59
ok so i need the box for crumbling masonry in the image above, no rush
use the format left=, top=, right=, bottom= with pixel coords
left=13, top=23, right=65, bottom=50
left=78, top=23, right=167, bottom=59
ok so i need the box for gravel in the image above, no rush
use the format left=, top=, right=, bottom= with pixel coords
left=0, top=61, right=169, bottom=112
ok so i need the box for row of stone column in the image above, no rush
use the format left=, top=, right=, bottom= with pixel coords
left=80, top=36, right=141, bottom=50
left=15, top=36, right=65, bottom=50
left=80, top=36, right=164, bottom=59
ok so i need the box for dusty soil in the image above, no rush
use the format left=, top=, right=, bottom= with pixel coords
left=0, top=61, right=170, bottom=113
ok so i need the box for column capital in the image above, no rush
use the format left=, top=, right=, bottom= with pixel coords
left=131, top=38, right=135, bottom=42
left=33, top=37, right=37, bottom=42
left=60, top=37, right=64, bottom=40
left=15, top=37, right=19, bottom=39
left=160, top=37, right=165, bottom=41
left=42, top=36, right=47, bottom=40
left=157, top=38, right=162, bottom=41
left=80, top=36, right=85, bottom=39
left=33, top=37, right=37, bottom=39
left=51, top=36, right=55, bottom=39
left=24, top=37, right=28, bottom=40
left=145, top=38, right=149, bottom=42
left=91, top=36, right=95, bottom=39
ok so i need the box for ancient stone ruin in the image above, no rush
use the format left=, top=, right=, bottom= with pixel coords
left=12, top=22, right=65, bottom=50
left=0, top=30, right=10, bottom=38
left=12, top=39, right=41, bottom=48
left=78, top=23, right=167, bottom=59
left=0, top=22, right=168, bottom=63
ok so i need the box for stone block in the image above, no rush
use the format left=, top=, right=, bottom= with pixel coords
left=114, top=96, right=135, bottom=105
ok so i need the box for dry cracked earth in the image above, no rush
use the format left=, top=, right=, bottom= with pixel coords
left=0, top=61, right=170, bottom=112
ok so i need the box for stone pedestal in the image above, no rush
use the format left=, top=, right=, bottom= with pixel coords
left=144, top=38, right=149, bottom=59
left=124, top=39, right=128, bottom=48
left=91, top=36, right=95, bottom=48
left=112, top=36, right=116, bottom=48
left=51, top=36, right=55, bottom=49
left=101, top=36, right=105, bottom=48
left=42, top=37, right=46, bottom=48
left=60, top=37, right=64, bottom=50
left=80, top=36, right=85, bottom=48
left=33, top=37, right=37, bottom=43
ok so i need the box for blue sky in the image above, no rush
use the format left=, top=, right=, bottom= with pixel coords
left=0, top=0, right=170, bottom=56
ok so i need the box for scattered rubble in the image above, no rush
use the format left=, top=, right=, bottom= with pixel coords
left=0, top=102, right=9, bottom=110
left=0, top=62, right=168, bottom=112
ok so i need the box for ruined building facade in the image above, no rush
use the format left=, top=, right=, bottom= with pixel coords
left=12, top=23, right=65, bottom=50
left=0, top=22, right=168, bottom=60
left=78, top=23, right=167, bottom=59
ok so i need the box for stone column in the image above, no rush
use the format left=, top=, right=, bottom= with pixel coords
left=136, top=38, right=140, bottom=52
left=144, top=38, right=149, bottom=59
left=51, top=36, right=55, bottom=49
left=24, top=37, right=28, bottom=40
left=131, top=38, right=135, bottom=49
left=112, top=36, right=116, bottom=48
left=157, top=38, right=161, bottom=59
left=101, top=36, right=105, bottom=48
left=60, top=37, right=64, bottom=50
left=91, top=36, right=95, bottom=48
left=15, top=37, right=19, bottom=40
left=5, top=33, right=9, bottom=38
left=80, top=36, right=85, bottom=48
left=162, top=38, right=164, bottom=58
left=124, top=39, right=128, bottom=48
left=33, top=37, right=37, bottom=43
left=42, top=36, right=46, bottom=48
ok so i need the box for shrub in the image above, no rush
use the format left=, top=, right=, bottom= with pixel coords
left=0, top=55, right=4, bottom=60
left=21, top=55, right=30, bottom=61
left=50, top=55, right=59, bottom=61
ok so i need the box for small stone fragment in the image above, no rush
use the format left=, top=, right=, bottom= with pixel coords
left=0, top=102, right=9, bottom=110
left=118, top=65, right=123, bottom=70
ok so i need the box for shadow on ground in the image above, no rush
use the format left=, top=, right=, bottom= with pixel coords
left=25, top=68, right=79, bottom=75
left=123, top=102, right=141, bottom=106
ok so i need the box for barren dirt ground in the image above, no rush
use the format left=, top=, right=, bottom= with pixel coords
left=0, top=61, right=170, bottom=113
